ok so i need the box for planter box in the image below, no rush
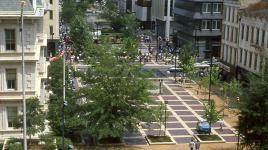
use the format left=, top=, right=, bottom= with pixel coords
left=194, top=134, right=225, bottom=144
left=145, top=136, right=176, bottom=145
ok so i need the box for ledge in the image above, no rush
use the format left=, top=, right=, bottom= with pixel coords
left=194, top=134, right=226, bottom=144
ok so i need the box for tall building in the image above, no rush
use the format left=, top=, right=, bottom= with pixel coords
left=0, top=0, right=48, bottom=140
left=43, top=0, right=59, bottom=57
left=219, top=0, right=264, bottom=80
left=173, top=0, right=223, bottom=59
left=135, top=0, right=152, bottom=29
left=151, top=0, right=174, bottom=38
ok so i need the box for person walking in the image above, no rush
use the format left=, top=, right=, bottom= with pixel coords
left=195, top=140, right=201, bottom=150
left=189, top=139, right=195, bottom=150
left=218, top=119, right=224, bottom=131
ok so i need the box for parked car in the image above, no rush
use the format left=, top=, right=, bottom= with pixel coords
left=196, top=121, right=211, bottom=133
left=168, top=67, right=183, bottom=73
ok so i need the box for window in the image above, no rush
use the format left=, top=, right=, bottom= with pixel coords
left=229, top=47, right=232, bottom=63
left=213, top=3, right=222, bottom=13
left=261, top=30, right=265, bottom=46
left=202, top=3, right=212, bottom=13
left=212, top=20, right=221, bottom=30
left=201, top=20, right=211, bottom=30
left=256, top=28, right=259, bottom=44
left=226, top=26, right=229, bottom=41
left=241, top=24, right=244, bottom=40
left=49, top=0, right=53, bottom=4
left=239, top=48, right=243, bottom=64
left=251, top=27, right=254, bottom=42
left=246, top=26, right=249, bottom=41
left=49, top=11, right=53, bottom=19
left=7, top=107, right=18, bottom=128
left=6, top=69, right=16, bottom=90
left=244, top=50, right=247, bottom=66
left=5, top=29, right=16, bottom=51
left=230, top=27, right=233, bottom=42
left=254, top=53, right=258, bottom=70
left=49, top=26, right=53, bottom=35
left=249, top=52, right=252, bottom=68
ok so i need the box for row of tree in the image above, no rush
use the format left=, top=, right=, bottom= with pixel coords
left=46, top=0, right=165, bottom=144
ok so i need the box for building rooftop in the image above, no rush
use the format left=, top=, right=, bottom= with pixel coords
left=241, top=0, right=268, bottom=17
left=0, top=0, right=33, bottom=12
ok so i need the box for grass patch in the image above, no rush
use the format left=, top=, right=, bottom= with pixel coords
left=0, top=143, right=3, bottom=149
left=197, top=134, right=222, bottom=141
left=147, top=135, right=172, bottom=142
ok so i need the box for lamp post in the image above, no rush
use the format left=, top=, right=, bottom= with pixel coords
left=156, top=21, right=159, bottom=62
left=159, top=79, right=163, bottom=94
left=164, top=100, right=168, bottom=136
left=172, top=29, right=178, bottom=82
left=208, top=50, right=213, bottom=106
left=20, top=1, right=27, bottom=150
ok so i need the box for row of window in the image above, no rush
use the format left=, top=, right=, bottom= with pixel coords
left=223, top=6, right=239, bottom=24
left=222, top=25, right=238, bottom=43
left=202, top=3, right=222, bottom=13
left=240, top=24, right=267, bottom=47
left=201, top=20, right=221, bottom=30
left=222, top=44, right=260, bottom=71
left=239, top=48, right=259, bottom=71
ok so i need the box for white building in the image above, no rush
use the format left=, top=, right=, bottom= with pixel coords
left=220, top=0, right=266, bottom=80
left=0, top=0, right=48, bottom=140
left=43, top=0, right=60, bottom=57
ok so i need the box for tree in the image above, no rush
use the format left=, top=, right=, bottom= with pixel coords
left=69, top=15, right=93, bottom=56
left=223, top=79, right=242, bottom=99
left=238, top=75, right=268, bottom=150
left=15, top=97, right=45, bottom=141
left=203, top=101, right=222, bottom=134
left=179, top=44, right=196, bottom=83
left=78, top=40, right=158, bottom=140
left=47, top=60, right=84, bottom=136
left=200, top=65, right=221, bottom=91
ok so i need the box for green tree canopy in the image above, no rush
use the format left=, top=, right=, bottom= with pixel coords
left=239, top=75, right=268, bottom=150
left=15, top=97, right=45, bottom=140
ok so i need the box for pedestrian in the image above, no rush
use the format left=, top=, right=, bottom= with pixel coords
left=219, top=119, right=224, bottom=131
left=195, top=140, right=201, bottom=150
left=189, top=139, right=195, bottom=150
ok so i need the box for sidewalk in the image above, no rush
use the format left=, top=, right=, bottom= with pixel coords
left=79, top=143, right=237, bottom=150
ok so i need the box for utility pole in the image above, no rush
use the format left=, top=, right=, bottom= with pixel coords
left=62, top=30, right=67, bottom=149
left=165, top=0, right=171, bottom=42
left=20, top=1, right=27, bottom=150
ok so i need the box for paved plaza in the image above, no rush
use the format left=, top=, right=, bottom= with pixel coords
left=123, top=79, right=238, bottom=146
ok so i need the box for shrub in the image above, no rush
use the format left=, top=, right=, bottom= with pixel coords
left=55, top=136, right=73, bottom=150
left=39, top=133, right=56, bottom=150
left=7, top=139, right=23, bottom=150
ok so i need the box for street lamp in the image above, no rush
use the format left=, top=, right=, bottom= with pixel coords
left=20, top=1, right=27, bottom=150
left=164, top=100, right=168, bottom=136
left=208, top=50, right=213, bottom=106
left=159, top=79, right=163, bottom=94
left=172, top=29, right=178, bottom=83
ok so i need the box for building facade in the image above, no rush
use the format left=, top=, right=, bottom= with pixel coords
left=43, top=0, right=59, bottom=57
left=219, top=0, right=266, bottom=80
left=173, top=0, right=223, bottom=59
left=0, top=0, right=48, bottom=140
left=151, top=0, right=174, bottom=38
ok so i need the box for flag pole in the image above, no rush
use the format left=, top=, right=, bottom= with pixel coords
left=20, top=1, right=27, bottom=150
